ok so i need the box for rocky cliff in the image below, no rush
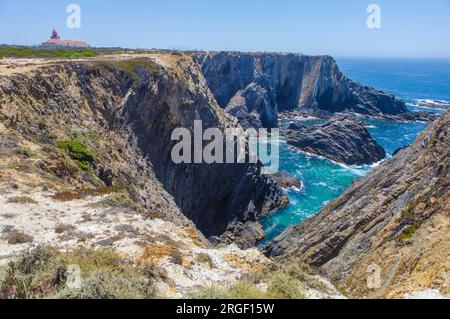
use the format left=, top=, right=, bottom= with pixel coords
left=268, top=111, right=450, bottom=298
left=196, top=52, right=428, bottom=127
left=284, top=115, right=386, bottom=165
left=0, top=53, right=288, bottom=238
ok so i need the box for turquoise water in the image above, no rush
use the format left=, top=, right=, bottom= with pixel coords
left=262, top=58, right=450, bottom=242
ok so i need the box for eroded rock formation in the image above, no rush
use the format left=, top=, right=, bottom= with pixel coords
left=284, top=115, right=386, bottom=165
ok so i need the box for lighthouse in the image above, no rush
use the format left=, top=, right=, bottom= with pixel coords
left=41, top=28, right=89, bottom=49
left=50, top=28, right=61, bottom=40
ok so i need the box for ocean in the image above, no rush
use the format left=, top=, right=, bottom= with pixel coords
left=261, top=58, right=450, bottom=242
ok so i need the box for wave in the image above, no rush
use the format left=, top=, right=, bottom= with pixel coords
left=409, top=99, right=450, bottom=111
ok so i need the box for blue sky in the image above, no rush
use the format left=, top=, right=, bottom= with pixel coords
left=0, top=0, right=449, bottom=58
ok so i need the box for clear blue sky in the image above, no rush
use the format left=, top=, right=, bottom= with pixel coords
left=1, top=0, right=449, bottom=58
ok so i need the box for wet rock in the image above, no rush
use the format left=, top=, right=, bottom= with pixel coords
left=271, top=171, right=303, bottom=190
left=283, top=115, right=386, bottom=165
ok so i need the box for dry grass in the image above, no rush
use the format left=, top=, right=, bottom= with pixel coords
left=51, top=186, right=119, bottom=202
left=6, top=230, right=33, bottom=245
left=0, top=247, right=165, bottom=299
left=183, top=227, right=206, bottom=248
left=195, top=253, right=215, bottom=269
left=6, top=196, right=37, bottom=205
left=139, top=243, right=182, bottom=263
left=223, top=254, right=265, bottom=275
left=54, top=224, right=76, bottom=234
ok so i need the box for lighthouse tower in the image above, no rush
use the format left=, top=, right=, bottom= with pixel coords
left=51, top=28, right=61, bottom=40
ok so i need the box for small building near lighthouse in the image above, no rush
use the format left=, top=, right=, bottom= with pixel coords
left=41, top=29, right=89, bottom=49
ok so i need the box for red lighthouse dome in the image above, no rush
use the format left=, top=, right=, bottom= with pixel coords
left=51, top=28, right=60, bottom=40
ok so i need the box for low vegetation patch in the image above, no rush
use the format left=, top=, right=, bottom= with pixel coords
left=57, top=139, right=96, bottom=173
left=0, top=247, right=164, bottom=299
left=195, top=253, right=215, bottom=269
left=397, top=222, right=422, bottom=241
left=51, top=186, right=119, bottom=202
left=54, top=224, right=76, bottom=235
left=6, top=196, right=37, bottom=205
left=140, top=243, right=182, bottom=263
left=111, top=59, right=161, bottom=78
left=0, top=46, right=97, bottom=59
left=5, top=230, right=34, bottom=245
left=190, top=260, right=327, bottom=299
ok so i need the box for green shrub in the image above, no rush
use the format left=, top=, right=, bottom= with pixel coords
left=0, top=46, right=97, bottom=59
left=398, top=222, right=422, bottom=241
left=57, top=139, right=95, bottom=172
left=113, top=59, right=160, bottom=78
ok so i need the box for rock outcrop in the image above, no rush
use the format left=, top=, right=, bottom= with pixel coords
left=271, top=171, right=303, bottom=190
left=284, top=115, right=386, bottom=166
left=268, top=111, right=450, bottom=298
left=0, top=53, right=288, bottom=238
left=196, top=52, right=430, bottom=126
left=225, top=76, right=278, bottom=129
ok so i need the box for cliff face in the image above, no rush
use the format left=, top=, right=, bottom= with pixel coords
left=268, top=112, right=450, bottom=298
left=0, top=54, right=287, bottom=238
left=196, top=52, right=412, bottom=126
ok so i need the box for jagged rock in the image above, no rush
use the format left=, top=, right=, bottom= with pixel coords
left=271, top=171, right=303, bottom=190
left=196, top=52, right=432, bottom=124
left=283, top=115, right=386, bottom=165
left=268, top=111, right=450, bottom=298
left=98, top=167, right=114, bottom=187
left=225, top=76, right=278, bottom=128
left=225, top=98, right=263, bottom=130
left=217, top=221, right=265, bottom=250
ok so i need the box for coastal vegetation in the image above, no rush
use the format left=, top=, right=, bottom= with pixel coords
left=0, top=45, right=98, bottom=59
left=0, top=247, right=162, bottom=299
